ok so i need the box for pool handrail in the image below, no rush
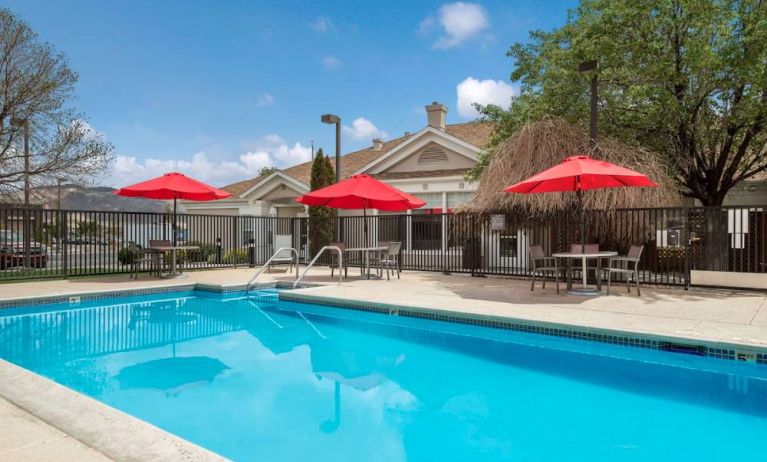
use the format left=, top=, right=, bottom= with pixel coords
left=246, top=247, right=299, bottom=292
left=293, top=245, right=343, bottom=289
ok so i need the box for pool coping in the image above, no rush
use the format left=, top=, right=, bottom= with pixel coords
left=279, top=289, right=767, bottom=365
left=0, top=358, right=227, bottom=462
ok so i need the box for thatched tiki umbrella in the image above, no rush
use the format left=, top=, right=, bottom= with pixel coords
left=465, top=117, right=680, bottom=246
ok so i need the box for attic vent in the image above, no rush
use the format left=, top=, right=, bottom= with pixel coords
left=417, top=146, right=448, bottom=165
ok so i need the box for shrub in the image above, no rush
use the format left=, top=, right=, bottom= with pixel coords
left=222, top=248, right=248, bottom=264
left=185, top=241, right=217, bottom=262
left=117, top=247, right=137, bottom=265
left=163, top=249, right=187, bottom=266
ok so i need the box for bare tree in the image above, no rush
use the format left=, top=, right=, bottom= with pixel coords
left=0, top=8, right=113, bottom=203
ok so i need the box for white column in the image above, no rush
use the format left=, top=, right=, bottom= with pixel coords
left=441, top=192, right=448, bottom=253
left=406, top=209, right=412, bottom=251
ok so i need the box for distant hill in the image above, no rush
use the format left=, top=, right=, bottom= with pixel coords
left=4, top=184, right=168, bottom=213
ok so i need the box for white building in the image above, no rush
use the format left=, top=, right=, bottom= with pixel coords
left=182, top=102, right=493, bottom=219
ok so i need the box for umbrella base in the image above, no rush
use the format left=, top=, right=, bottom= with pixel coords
left=567, top=287, right=602, bottom=296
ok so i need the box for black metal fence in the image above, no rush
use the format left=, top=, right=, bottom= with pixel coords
left=302, top=206, right=767, bottom=287
left=0, top=207, right=305, bottom=280
left=1, top=205, right=765, bottom=286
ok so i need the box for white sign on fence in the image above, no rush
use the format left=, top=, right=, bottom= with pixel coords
left=490, top=214, right=506, bottom=231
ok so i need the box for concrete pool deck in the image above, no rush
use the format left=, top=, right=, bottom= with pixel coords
left=0, top=267, right=766, bottom=460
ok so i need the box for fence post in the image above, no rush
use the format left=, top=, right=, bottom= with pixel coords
left=685, top=207, right=691, bottom=290
left=216, top=237, right=222, bottom=264
left=62, top=210, right=68, bottom=278
left=232, top=216, right=238, bottom=268
left=248, top=238, right=255, bottom=267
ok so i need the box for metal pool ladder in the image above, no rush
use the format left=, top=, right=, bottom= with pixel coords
left=246, top=247, right=299, bottom=292
left=293, top=245, right=343, bottom=289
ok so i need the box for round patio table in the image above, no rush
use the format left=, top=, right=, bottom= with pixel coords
left=552, top=251, right=617, bottom=296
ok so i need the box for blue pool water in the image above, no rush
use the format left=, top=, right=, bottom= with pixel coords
left=0, top=290, right=765, bottom=461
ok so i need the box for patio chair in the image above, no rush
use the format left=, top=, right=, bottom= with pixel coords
left=148, top=239, right=171, bottom=275
left=329, top=242, right=348, bottom=278
left=373, top=241, right=402, bottom=280
left=129, top=243, right=159, bottom=279
left=529, top=245, right=565, bottom=294
left=605, top=245, right=644, bottom=296
left=269, top=234, right=295, bottom=273
left=567, top=243, right=604, bottom=290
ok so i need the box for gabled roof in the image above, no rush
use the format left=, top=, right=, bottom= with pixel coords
left=221, top=121, right=494, bottom=198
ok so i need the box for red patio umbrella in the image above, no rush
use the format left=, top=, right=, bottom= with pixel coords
left=505, top=155, right=658, bottom=244
left=114, top=172, right=232, bottom=245
left=296, top=174, right=425, bottom=245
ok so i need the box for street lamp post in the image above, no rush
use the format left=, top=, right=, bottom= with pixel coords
left=578, top=60, right=599, bottom=148
left=10, top=118, right=31, bottom=206
left=321, top=114, right=342, bottom=242
left=10, top=117, right=31, bottom=268
left=321, top=114, right=341, bottom=183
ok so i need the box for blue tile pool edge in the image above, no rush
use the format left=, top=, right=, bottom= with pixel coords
left=278, top=291, right=767, bottom=367
left=1, top=282, right=765, bottom=367
left=0, top=281, right=291, bottom=309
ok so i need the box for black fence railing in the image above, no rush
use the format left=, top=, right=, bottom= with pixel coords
left=1, top=205, right=765, bottom=286
left=298, top=206, right=767, bottom=287
left=0, top=207, right=306, bottom=280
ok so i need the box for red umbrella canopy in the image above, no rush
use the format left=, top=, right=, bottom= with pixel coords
left=113, top=172, right=232, bottom=201
left=505, top=155, right=658, bottom=194
left=296, top=174, right=426, bottom=212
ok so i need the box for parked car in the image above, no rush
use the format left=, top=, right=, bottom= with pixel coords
left=0, top=230, right=48, bottom=269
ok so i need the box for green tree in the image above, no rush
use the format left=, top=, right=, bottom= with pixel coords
left=308, top=149, right=335, bottom=256
left=470, top=0, right=767, bottom=205
left=258, top=166, right=278, bottom=177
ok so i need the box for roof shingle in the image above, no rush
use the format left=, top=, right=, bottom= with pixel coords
left=221, top=121, right=493, bottom=196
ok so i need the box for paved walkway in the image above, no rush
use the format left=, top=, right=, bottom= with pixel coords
left=0, top=397, right=110, bottom=462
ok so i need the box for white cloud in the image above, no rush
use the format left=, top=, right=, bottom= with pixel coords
left=309, top=17, right=333, bottom=33
left=422, top=2, right=489, bottom=49
left=107, top=136, right=311, bottom=188
left=322, top=56, right=343, bottom=69
left=255, top=93, right=275, bottom=107
left=342, top=117, right=388, bottom=140
left=456, top=76, right=516, bottom=118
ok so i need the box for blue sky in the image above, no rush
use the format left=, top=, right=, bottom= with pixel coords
left=2, top=0, right=575, bottom=187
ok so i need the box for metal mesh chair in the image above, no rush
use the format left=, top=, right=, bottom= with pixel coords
left=374, top=241, right=402, bottom=280
left=329, top=242, right=348, bottom=278
left=529, top=245, right=565, bottom=294
left=129, top=243, right=160, bottom=279
left=606, top=245, right=644, bottom=296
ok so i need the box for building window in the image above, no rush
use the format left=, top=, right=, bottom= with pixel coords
left=447, top=191, right=474, bottom=209
left=499, top=234, right=518, bottom=258
left=411, top=214, right=442, bottom=250
left=413, top=193, right=444, bottom=211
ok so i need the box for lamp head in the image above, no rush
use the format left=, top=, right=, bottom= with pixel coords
left=321, top=114, right=340, bottom=124
left=578, top=60, right=599, bottom=77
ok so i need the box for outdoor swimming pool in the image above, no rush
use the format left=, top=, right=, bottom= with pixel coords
left=0, top=289, right=765, bottom=461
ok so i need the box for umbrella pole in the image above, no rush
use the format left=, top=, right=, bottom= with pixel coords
left=173, top=196, right=177, bottom=247
left=577, top=189, right=584, bottom=246
left=363, top=201, right=368, bottom=247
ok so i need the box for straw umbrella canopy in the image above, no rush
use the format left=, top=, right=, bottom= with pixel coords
left=466, top=117, right=680, bottom=217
